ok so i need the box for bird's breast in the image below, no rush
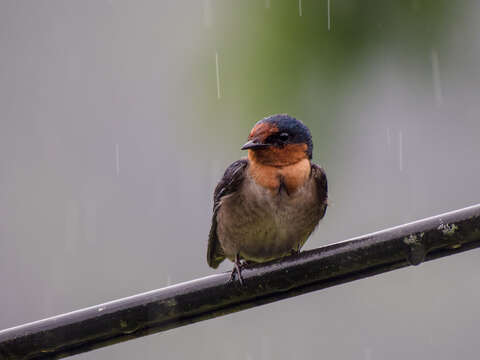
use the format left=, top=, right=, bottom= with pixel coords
left=216, top=162, right=322, bottom=263
left=248, top=158, right=311, bottom=195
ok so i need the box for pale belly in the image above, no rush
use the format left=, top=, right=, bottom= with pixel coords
left=216, top=175, right=323, bottom=263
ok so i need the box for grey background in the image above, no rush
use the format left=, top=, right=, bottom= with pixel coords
left=1, top=1, right=479, bottom=359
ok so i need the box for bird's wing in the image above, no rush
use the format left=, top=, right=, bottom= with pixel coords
left=207, top=159, right=249, bottom=268
left=310, top=163, right=328, bottom=219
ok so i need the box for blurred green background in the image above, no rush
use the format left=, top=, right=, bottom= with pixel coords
left=1, top=1, right=479, bottom=359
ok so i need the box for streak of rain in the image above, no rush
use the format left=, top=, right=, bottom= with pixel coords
left=215, top=51, right=221, bottom=99
left=398, top=131, right=403, bottom=172
left=299, top=0, right=303, bottom=16
left=115, top=143, right=120, bottom=175
left=65, top=201, right=79, bottom=253
left=85, top=200, right=97, bottom=244
left=261, top=335, right=271, bottom=360
left=203, top=0, right=212, bottom=27
left=42, top=291, right=53, bottom=316
left=210, top=159, right=221, bottom=191
left=431, top=49, right=443, bottom=106
left=327, top=0, right=331, bottom=31
left=265, top=0, right=270, bottom=9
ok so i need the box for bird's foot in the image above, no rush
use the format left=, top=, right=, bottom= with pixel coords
left=229, top=256, right=246, bottom=285
left=290, top=247, right=301, bottom=256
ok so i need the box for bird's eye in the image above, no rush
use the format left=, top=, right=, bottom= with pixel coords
left=279, top=132, right=289, bottom=141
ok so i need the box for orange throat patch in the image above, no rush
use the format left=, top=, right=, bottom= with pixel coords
left=248, top=152, right=311, bottom=194
left=248, top=143, right=308, bottom=167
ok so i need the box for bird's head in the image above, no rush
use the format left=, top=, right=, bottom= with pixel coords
left=241, top=114, right=313, bottom=167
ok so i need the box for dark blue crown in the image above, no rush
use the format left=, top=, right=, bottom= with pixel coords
left=257, top=114, right=313, bottom=159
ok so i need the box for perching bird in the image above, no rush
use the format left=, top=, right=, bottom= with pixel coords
left=207, top=114, right=327, bottom=284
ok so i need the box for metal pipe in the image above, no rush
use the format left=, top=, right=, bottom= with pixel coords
left=1, top=203, right=479, bottom=359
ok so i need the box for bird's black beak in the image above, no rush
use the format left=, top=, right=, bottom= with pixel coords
left=241, top=139, right=270, bottom=150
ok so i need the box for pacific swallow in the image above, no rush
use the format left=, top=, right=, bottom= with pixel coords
left=207, top=114, right=328, bottom=284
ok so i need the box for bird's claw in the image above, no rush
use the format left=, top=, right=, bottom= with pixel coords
left=229, top=256, right=246, bottom=285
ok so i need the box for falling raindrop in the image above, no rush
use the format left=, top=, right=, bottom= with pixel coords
left=115, top=143, right=120, bottom=175
left=299, top=0, right=303, bottom=16
left=431, top=49, right=443, bottom=106
left=85, top=200, right=97, bottom=244
left=42, top=291, right=53, bottom=317
left=364, top=347, right=373, bottom=360
left=203, top=0, right=212, bottom=27
left=261, top=335, right=271, bottom=360
left=215, top=51, right=221, bottom=99
left=398, top=131, right=403, bottom=172
left=65, top=201, right=79, bottom=253
left=210, top=159, right=221, bottom=192
left=327, top=0, right=331, bottom=31
left=265, top=0, right=270, bottom=9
